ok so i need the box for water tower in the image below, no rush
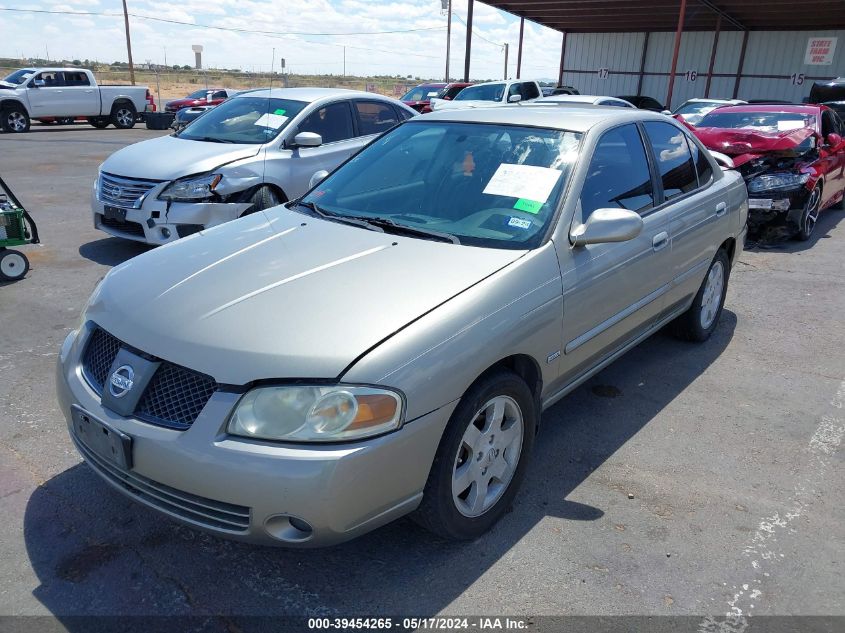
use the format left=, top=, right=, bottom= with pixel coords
left=192, top=44, right=203, bottom=70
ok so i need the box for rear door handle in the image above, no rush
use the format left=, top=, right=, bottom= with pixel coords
left=715, top=202, right=727, bottom=217
left=652, top=231, right=669, bottom=251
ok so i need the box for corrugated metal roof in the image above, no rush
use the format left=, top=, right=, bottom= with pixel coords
left=482, top=0, right=845, bottom=33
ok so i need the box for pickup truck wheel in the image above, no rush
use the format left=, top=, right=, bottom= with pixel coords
left=670, top=249, right=729, bottom=343
left=796, top=185, right=822, bottom=241
left=111, top=103, right=137, bottom=129
left=412, top=369, right=535, bottom=540
left=1, top=106, right=30, bottom=133
left=88, top=117, right=109, bottom=129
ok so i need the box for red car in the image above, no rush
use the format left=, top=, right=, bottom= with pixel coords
left=165, top=88, right=237, bottom=113
left=694, top=104, right=845, bottom=241
left=401, top=82, right=472, bottom=114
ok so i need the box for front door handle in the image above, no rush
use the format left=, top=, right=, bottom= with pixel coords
left=715, top=202, right=727, bottom=217
left=652, top=231, right=669, bottom=251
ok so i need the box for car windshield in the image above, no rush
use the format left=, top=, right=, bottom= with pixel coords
left=300, top=121, right=582, bottom=249
left=402, top=85, right=442, bottom=101
left=441, top=85, right=468, bottom=99
left=186, top=89, right=210, bottom=99
left=3, top=69, right=36, bottom=85
left=674, top=101, right=725, bottom=125
left=454, top=83, right=505, bottom=102
left=176, top=96, right=307, bottom=144
left=699, top=110, right=817, bottom=132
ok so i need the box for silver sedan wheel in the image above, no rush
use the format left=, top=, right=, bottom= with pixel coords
left=115, top=108, right=134, bottom=127
left=452, top=395, right=524, bottom=518
left=6, top=111, right=27, bottom=132
left=699, top=260, right=725, bottom=330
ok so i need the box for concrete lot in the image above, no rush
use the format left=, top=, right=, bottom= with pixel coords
left=0, top=124, right=843, bottom=626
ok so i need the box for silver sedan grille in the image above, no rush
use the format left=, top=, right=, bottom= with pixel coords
left=98, top=172, right=163, bottom=208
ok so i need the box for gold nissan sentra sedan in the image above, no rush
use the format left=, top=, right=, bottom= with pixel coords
left=57, top=104, right=748, bottom=546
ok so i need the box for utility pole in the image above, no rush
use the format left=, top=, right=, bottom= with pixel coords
left=503, top=43, right=508, bottom=80
left=121, top=0, right=136, bottom=85
left=444, top=0, right=452, bottom=82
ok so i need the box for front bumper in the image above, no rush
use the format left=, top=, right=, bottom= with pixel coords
left=746, top=187, right=811, bottom=240
left=56, top=328, right=455, bottom=546
left=91, top=186, right=252, bottom=246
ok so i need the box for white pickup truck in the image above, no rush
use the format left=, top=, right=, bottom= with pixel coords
left=0, top=68, right=151, bottom=133
left=430, top=79, right=543, bottom=110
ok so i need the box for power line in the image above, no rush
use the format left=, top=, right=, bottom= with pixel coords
left=450, top=11, right=504, bottom=50
left=0, top=7, right=447, bottom=36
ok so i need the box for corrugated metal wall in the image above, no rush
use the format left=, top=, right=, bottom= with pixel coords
left=559, top=29, right=845, bottom=108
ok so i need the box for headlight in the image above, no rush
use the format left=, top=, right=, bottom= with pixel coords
left=228, top=385, right=404, bottom=442
left=747, top=173, right=809, bottom=193
left=159, top=173, right=222, bottom=201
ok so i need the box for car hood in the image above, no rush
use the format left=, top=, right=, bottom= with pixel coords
left=167, top=98, right=204, bottom=108
left=86, top=207, right=526, bottom=384
left=694, top=126, right=819, bottom=167
left=99, top=134, right=262, bottom=180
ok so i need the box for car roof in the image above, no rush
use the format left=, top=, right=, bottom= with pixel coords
left=682, top=98, right=745, bottom=104
left=234, top=87, right=401, bottom=103
left=419, top=103, right=668, bottom=132
left=710, top=104, right=822, bottom=114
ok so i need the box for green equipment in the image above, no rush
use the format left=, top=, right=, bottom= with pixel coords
left=0, top=175, right=40, bottom=282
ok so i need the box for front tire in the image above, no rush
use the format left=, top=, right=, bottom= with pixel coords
left=1, top=105, right=30, bottom=133
left=244, top=185, right=282, bottom=215
left=110, top=103, right=137, bottom=129
left=0, top=249, right=30, bottom=281
left=412, top=369, right=536, bottom=540
left=670, top=248, right=729, bottom=342
left=796, top=185, right=822, bottom=241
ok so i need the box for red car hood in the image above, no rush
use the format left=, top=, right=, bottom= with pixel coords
left=167, top=98, right=206, bottom=109
left=694, top=126, right=818, bottom=166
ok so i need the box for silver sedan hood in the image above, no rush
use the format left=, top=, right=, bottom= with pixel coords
left=85, top=208, right=526, bottom=384
left=99, top=134, right=261, bottom=180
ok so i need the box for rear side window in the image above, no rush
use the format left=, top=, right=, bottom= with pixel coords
left=63, top=72, right=90, bottom=86
left=298, top=102, right=355, bottom=144
left=580, top=123, right=654, bottom=219
left=643, top=121, right=698, bottom=201
left=355, top=101, right=399, bottom=136
left=686, top=135, right=713, bottom=186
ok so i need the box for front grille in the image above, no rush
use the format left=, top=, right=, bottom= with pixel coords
left=81, top=327, right=218, bottom=430
left=99, top=215, right=146, bottom=238
left=75, top=434, right=250, bottom=533
left=98, top=172, right=162, bottom=208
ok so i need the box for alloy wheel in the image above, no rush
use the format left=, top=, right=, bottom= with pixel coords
left=699, top=260, right=725, bottom=330
left=116, top=108, right=134, bottom=127
left=7, top=112, right=27, bottom=132
left=804, top=187, right=821, bottom=237
left=452, top=395, right=524, bottom=518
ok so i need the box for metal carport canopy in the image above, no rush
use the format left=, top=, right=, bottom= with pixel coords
left=464, top=0, right=844, bottom=107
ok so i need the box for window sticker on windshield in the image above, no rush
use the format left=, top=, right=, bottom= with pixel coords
left=273, top=109, right=287, bottom=116
left=777, top=120, right=805, bottom=131
left=508, top=216, right=532, bottom=229
left=483, top=163, right=562, bottom=202
left=513, top=198, right=543, bottom=214
left=254, top=112, right=289, bottom=128
left=427, top=91, right=440, bottom=97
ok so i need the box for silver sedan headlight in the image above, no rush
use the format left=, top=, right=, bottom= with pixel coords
left=747, top=173, right=809, bottom=193
left=227, top=385, right=404, bottom=442
left=159, top=173, right=222, bottom=201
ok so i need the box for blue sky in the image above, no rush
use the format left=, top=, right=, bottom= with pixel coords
left=1, top=0, right=565, bottom=80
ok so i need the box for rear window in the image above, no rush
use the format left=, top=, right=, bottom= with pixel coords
left=643, top=121, right=698, bottom=201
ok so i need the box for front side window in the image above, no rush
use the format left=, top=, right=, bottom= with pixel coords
left=35, top=71, right=63, bottom=87
left=455, top=83, right=506, bottom=102
left=643, top=121, right=698, bottom=201
left=301, top=121, right=582, bottom=249
left=211, top=90, right=227, bottom=100
left=520, top=82, right=540, bottom=101
left=177, top=97, right=306, bottom=144
left=580, top=124, right=654, bottom=219
left=441, top=85, right=467, bottom=99
left=298, top=102, right=355, bottom=144
left=355, top=101, right=398, bottom=136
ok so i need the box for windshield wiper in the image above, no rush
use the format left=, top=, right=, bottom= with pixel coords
left=190, top=136, right=236, bottom=144
left=349, top=216, right=461, bottom=244
left=295, top=201, right=384, bottom=232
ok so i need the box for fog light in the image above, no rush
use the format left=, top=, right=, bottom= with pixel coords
left=160, top=227, right=171, bottom=238
left=264, top=514, right=314, bottom=543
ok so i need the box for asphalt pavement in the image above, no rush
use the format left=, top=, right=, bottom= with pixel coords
left=0, top=124, right=842, bottom=629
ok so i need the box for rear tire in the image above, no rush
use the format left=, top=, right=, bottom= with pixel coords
left=110, top=103, right=137, bottom=129
left=411, top=369, right=536, bottom=541
left=670, top=248, right=730, bottom=342
left=1, top=105, right=30, bottom=133
left=0, top=249, right=30, bottom=281
left=88, top=117, right=109, bottom=129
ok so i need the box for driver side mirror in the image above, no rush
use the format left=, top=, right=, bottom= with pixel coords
left=309, top=170, right=329, bottom=189
left=508, top=94, right=522, bottom=103
left=292, top=132, right=323, bottom=148
left=570, top=208, right=644, bottom=246
left=31, top=79, right=45, bottom=88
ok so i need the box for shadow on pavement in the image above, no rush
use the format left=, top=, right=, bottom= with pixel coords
left=746, top=207, right=844, bottom=254
left=24, top=311, right=736, bottom=623
left=79, top=238, right=151, bottom=266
